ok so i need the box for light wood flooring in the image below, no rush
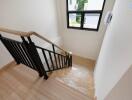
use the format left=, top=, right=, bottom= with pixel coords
left=0, top=55, right=95, bottom=100
left=50, top=55, right=95, bottom=98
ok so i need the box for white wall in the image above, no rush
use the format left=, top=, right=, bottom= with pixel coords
left=56, top=0, right=115, bottom=60
left=0, top=0, right=60, bottom=68
left=105, top=66, right=132, bottom=100
left=94, top=0, right=132, bottom=99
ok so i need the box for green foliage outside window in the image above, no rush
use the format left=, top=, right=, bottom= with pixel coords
left=76, top=0, right=88, bottom=23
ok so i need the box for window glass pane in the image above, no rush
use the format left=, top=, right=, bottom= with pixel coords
left=68, top=0, right=104, bottom=11
left=69, top=13, right=81, bottom=27
left=84, top=0, right=104, bottom=10
left=83, top=14, right=100, bottom=29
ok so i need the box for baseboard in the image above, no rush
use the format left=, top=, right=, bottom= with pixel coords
left=72, top=54, right=96, bottom=69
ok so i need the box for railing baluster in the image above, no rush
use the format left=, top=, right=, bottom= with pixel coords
left=2, top=38, right=21, bottom=64
left=18, top=37, right=31, bottom=67
left=26, top=36, right=48, bottom=79
left=6, top=41, right=20, bottom=63
left=68, top=54, right=70, bottom=67
left=61, top=55, right=64, bottom=68
left=52, top=44, right=58, bottom=69
left=26, top=37, right=43, bottom=74
left=67, top=54, right=72, bottom=67
left=8, top=40, right=25, bottom=65
left=19, top=44, right=35, bottom=69
left=66, top=54, right=69, bottom=67
left=15, top=43, right=29, bottom=66
left=10, top=38, right=33, bottom=69
left=21, top=36, right=36, bottom=69
left=56, top=54, right=59, bottom=68
left=64, top=56, right=66, bottom=67
left=63, top=56, right=65, bottom=67
left=48, top=51, right=54, bottom=70
left=60, top=55, right=63, bottom=68
left=42, top=50, right=51, bottom=71
left=70, top=54, right=72, bottom=66
left=58, top=54, right=61, bottom=68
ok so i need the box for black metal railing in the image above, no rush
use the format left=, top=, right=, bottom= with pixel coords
left=0, top=34, right=72, bottom=79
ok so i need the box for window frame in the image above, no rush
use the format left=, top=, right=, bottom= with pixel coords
left=66, top=0, right=106, bottom=31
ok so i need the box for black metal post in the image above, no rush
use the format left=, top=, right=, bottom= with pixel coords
left=67, top=53, right=71, bottom=67
left=52, top=44, right=58, bottom=69
left=70, top=54, right=72, bottom=67
left=42, top=50, right=51, bottom=71
left=48, top=51, right=54, bottom=70
left=0, top=36, right=20, bottom=64
left=26, top=36, right=48, bottom=79
left=61, top=55, right=64, bottom=68
left=58, top=54, right=61, bottom=68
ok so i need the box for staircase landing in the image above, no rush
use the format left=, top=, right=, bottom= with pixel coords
left=50, top=55, right=95, bottom=98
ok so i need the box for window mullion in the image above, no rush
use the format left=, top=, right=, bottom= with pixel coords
left=81, top=12, right=84, bottom=29
left=96, top=12, right=102, bottom=31
left=67, top=12, right=70, bottom=28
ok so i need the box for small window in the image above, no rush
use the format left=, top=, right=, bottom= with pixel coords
left=66, top=0, right=106, bottom=31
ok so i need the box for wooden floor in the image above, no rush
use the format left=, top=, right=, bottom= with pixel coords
left=0, top=55, right=95, bottom=100
left=50, top=55, right=95, bottom=99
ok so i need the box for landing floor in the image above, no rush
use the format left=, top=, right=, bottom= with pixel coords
left=50, top=55, right=95, bottom=98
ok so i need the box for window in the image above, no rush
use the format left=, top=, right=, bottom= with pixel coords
left=66, top=0, right=106, bottom=31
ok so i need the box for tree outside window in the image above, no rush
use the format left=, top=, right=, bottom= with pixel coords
left=76, top=0, right=88, bottom=23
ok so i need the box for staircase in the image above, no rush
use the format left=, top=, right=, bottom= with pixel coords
left=0, top=27, right=72, bottom=79
left=0, top=62, right=91, bottom=100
